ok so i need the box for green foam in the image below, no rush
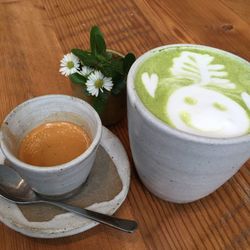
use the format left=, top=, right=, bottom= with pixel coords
left=213, top=102, right=227, bottom=111
left=184, top=97, right=197, bottom=105
left=135, top=46, right=250, bottom=132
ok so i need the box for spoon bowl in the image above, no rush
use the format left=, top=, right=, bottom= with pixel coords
left=0, top=165, right=38, bottom=202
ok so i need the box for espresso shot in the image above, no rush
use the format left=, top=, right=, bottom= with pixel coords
left=18, top=121, right=91, bottom=167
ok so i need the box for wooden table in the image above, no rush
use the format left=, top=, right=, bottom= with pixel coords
left=0, top=0, right=249, bottom=249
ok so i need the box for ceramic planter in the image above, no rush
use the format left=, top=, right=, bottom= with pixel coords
left=71, top=50, right=126, bottom=126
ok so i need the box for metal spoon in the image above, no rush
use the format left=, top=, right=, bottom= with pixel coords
left=0, top=164, right=137, bottom=233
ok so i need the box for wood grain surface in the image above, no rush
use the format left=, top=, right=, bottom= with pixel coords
left=0, top=0, right=249, bottom=249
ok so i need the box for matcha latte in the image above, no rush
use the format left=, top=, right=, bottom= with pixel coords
left=135, top=45, right=250, bottom=138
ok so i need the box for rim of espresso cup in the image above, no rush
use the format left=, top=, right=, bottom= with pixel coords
left=0, top=95, right=102, bottom=172
left=127, top=44, right=250, bottom=145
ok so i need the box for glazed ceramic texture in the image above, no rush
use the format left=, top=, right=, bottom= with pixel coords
left=0, top=127, right=130, bottom=238
left=127, top=44, right=250, bottom=203
left=0, top=95, right=102, bottom=197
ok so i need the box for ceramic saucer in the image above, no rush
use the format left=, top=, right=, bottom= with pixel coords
left=0, top=127, right=130, bottom=238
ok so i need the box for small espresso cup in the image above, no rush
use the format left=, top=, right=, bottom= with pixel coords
left=0, top=95, right=102, bottom=198
left=127, top=44, right=250, bottom=203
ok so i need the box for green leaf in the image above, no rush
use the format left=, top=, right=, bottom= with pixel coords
left=110, top=59, right=123, bottom=74
left=71, top=49, right=98, bottom=66
left=90, top=26, right=106, bottom=55
left=100, top=64, right=113, bottom=77
left=111, top=77, right=126, bottom=95
left=92, top=90, right=109, bottom=114
left=69, top=72, right=87, bottom=84
left=83, top=86, right=92, bottom=96
left=123, top=53, right=136, bottom=74
left=100, top=59, right=124, bottom=78
left=96, top=54, right=108, bottom=63
left=96, top=34, right=106, bottom=55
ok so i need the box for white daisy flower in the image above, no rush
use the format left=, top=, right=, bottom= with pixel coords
left=59, top=53, right=80, bottom=76
left=79, top=66, right=93, bottom=77
left=86, top=71, right=113, bottom=97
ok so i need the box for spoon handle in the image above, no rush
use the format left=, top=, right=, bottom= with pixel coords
left=46, top=201, right=137, bottom=233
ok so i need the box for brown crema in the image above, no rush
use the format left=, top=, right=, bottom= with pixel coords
left=18, top=121, right=91, bottom=167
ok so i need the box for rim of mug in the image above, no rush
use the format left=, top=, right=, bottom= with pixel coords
left=0, top=94, right=102, bottom=172
left=127, top=43, right=250, bottom=145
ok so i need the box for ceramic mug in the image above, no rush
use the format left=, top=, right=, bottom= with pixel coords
left=127, top=44, right=250, bottom=203
left=0, top=95, right=102, bottom=198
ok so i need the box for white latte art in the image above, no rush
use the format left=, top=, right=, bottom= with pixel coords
left=167, top=86, right=250, bottom=138
left=137, top=47, right=250, bottom=138
left=170, top=51, right=236, bottom=89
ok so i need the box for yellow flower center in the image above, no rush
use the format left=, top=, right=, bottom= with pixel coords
left=95, top=79, right=104, bottom=89
left=67, top=61, right=74, bottom=69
